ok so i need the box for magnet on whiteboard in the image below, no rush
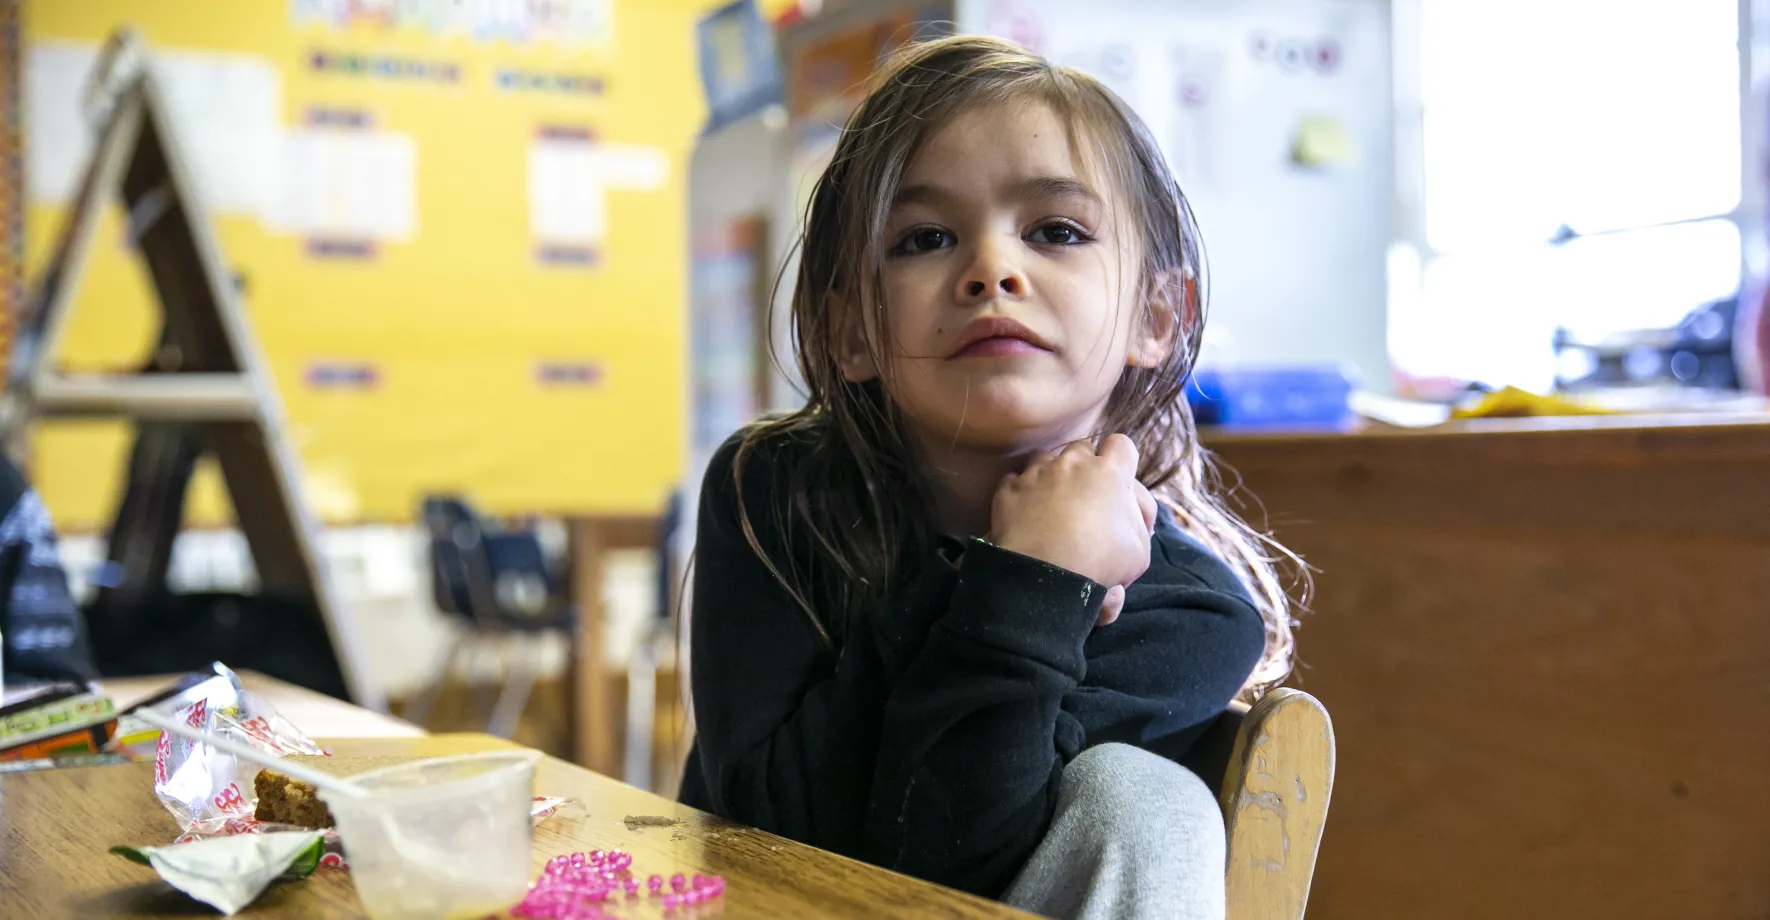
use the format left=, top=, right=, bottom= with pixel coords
left=1249, top=32, right=1273, bottom=59
left=1277, top=40, right=1307, bottom=72
left=1102, top=44, right=1135, bottom=80
left=1178, top=75, right=1209, bottom=108
left=1314, top=38, right=1342, bottom=73
left=988, top=1, right=1044, bottom=52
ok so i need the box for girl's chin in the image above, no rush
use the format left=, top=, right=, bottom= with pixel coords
left=894, top=380, right=1111, bottom=449
left=912, top=410, right=1103, bottom=453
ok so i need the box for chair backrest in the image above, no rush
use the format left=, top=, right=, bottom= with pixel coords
left=1206, top=688, right=1336, bottom=920
left=420, top=495, right=499, bottom=625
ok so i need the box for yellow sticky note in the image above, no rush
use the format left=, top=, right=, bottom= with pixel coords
left=1291, top=115, right=1358, bottom=169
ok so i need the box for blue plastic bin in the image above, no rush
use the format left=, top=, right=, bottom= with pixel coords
left=1186, top=366, right=1355, bottom=430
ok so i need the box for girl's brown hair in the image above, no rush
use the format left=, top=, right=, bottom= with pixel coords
left=731, top=34, right=1305, bottom=694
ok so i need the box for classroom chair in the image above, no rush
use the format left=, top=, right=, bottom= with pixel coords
left=406, top=495, right=573, bottom=737
left=669, top=680, right=1336, bottom=917
left=1175, top=687, right=1337, bottom=920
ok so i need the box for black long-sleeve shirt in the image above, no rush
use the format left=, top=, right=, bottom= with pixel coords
left=678, top=429, right=1265, bottom=898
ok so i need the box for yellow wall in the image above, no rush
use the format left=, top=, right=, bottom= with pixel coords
left=26, top=1, right=724, bottom=529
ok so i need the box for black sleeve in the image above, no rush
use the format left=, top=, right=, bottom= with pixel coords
left=862, top=529, right=1266, bottom=898
left=686, top=436, right=893, bottom=854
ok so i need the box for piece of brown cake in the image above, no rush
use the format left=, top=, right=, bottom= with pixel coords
left=253, top=755, right=416, bottom=828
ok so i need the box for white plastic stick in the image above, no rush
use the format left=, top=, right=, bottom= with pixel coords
left=133, top=707, right=369, bottom=799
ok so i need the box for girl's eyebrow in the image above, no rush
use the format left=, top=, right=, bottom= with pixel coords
left=891, top=181, right=956, bottom=209
left=1007, top=175, right=1102, bottom=207
left=891, top=175, right=1102, bottom=210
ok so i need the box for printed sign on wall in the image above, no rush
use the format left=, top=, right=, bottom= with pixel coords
left=290, top=0, right=615, bottom=47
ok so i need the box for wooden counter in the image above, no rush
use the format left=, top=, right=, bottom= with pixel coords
left=1205, top=414, right=1770, bottom=920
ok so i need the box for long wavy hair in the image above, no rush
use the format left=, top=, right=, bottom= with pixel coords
left=729, top=35, right=1305, bottom=695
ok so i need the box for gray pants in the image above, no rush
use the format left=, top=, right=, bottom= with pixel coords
left=1003, top=743, right=1227, bottom=920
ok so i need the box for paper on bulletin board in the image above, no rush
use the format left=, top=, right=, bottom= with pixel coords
left=698, top=0, right=784, bottom=134
left=272, top=130, right=418, bottom=241
left=1290, top=114, right=1358, bottom=169
left=527, top=139, right=668, bottom=247
left=26, top=43, right=282, bottom=219
left=290, top=0, right=615, bottom=48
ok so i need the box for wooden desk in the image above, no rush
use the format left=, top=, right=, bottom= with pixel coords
left=1206, top=413, right=1770, bottom=920
left=99, top=673, right=424, bottom=740
left=0, top=687, right=1027, bottom=918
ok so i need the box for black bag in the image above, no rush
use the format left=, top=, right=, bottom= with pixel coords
left=0, top=456, right=98, bottom=684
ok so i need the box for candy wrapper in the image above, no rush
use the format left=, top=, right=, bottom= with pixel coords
left=151, top=665, right=326, bottom=836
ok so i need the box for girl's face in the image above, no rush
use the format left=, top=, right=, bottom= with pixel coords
left=842, top=100, right=1173, bottom=453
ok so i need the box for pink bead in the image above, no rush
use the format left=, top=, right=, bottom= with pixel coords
left=648, top=874, right=664, bottom=893
left=623, top=877, right=639, bottom=893
left=685, top=890, right=704, bottom=906
left=670, top=873, right=687, bottom=892
left=662, top=894, right=680, bottom=910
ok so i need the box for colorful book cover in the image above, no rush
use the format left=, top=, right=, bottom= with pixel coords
left=0, top=720, right=117, bottom=762
left=0, top=682, right=89, bottom=718
left=0, top=694, right=117, bottom=745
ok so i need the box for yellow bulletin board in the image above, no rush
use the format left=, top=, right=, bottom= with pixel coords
left=22, top=0, right=725, bottom=530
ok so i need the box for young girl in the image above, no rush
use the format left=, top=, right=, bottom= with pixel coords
left=678, top=35, right=1300, bottom=920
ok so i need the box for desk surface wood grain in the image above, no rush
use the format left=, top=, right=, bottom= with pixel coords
left=0, top=731, right=1030, bottom=920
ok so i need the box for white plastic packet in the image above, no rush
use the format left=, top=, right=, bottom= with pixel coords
left=111, top=831, right=325, bottom=915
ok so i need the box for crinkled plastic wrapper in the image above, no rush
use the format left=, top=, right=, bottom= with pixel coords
left=151, top=668, right=326, bottom=835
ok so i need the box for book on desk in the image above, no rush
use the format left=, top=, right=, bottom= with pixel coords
left=0, top=682, right=119, bottom=762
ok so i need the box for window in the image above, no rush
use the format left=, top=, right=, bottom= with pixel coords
left=1390, top=0, right=1745, bottom=393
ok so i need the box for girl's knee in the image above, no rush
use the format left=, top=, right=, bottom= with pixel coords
left=1065, top=743, right=1225, bottom=839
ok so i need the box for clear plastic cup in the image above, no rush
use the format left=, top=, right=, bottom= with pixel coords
left=320, top=752, right=539, bottom=920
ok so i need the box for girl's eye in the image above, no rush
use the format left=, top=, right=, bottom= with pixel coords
left=892, top=227, right=954, bottom=255
left=1029, top=222, right=1090, bottom=246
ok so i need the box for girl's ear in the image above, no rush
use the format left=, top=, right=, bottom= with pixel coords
left=1126, top=269, right=1188, bottom=369
left=833, top=298, right=880, bottom=383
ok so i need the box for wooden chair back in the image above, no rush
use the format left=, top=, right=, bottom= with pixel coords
left=1179, top=688, right=1336, bottom=920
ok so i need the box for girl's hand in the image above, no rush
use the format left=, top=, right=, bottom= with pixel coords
left=991, top=434, right=1157, bottom=625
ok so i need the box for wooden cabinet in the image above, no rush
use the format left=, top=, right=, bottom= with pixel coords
left=1207, top=415, right=1770, bottom=920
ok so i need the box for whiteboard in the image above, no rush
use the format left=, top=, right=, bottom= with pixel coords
left=959, top=0, right=1394, bottom=392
